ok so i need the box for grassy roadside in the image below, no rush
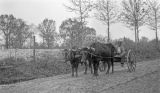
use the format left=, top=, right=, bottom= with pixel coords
left=0, top=56, right=159, bottom=85
left=0, top=56, right=72, bottom=85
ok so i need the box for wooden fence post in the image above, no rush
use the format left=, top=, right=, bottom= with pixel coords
left=33, top=36, right=36, bottom=62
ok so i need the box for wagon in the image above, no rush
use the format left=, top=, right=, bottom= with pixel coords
left=114, top=49, right=136, bottom=72
left=99, top=49, right=136, bottom=72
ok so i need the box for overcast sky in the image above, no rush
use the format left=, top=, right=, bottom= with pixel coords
left=0, top=0, right=159, bottom=41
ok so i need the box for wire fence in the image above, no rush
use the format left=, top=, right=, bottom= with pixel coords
left=0, top=48, right=63, bottom=60
left=0, top=36, right=64, bottom=63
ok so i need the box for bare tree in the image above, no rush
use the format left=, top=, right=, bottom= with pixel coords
left=147, top=0, right=160, bottom=45
left=121, top=0, right=148, bottom=43
left=38, top=19, right=57, bottom=49
left=95, top=0, right=118, bottom=42
left=64, top=0, right=93, bottom=45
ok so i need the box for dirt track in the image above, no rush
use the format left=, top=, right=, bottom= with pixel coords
left=0, top=59, right=159, bottom=93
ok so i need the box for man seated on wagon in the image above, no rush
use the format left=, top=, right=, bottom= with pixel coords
left=115, top=40, right=126, bottom=67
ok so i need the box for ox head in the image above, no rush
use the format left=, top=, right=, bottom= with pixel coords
left=62, top=49, right=74, bottom=62
left=80, top=50, right=88, bottom=63
left=80, top=47, right=95, bottom=63
left=63, top=48, right=81, bottom=63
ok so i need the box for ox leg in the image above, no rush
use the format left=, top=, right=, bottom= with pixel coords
left=71, top=65, right=74, bottom=77
left=93, top=60, right=99, bottom=76
left=84, top=62, right=87, bottom=74
left=88, top=59, right=93, bottom=74
left=75, top=63, right=78, bottom=77
left=90, top=62, right=93, bottom=74
left=106, top=61, right=110, bottom=74
left=96, top=61, right=99, bottom=76
left=93, top=61, right=96, bottom=76
left=111, top=59, right=114, bottom=73
left=76, top=68, right=78, bottom=77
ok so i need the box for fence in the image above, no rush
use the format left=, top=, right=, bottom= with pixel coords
left=0, top=35, right=63, bottom=63
left=0, top=49, right=63, bottom=61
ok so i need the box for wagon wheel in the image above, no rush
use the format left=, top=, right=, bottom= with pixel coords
left=126, top=50, right=136, bottom=72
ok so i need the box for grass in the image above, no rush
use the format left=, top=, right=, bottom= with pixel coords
left=0, top=56, right=73, bottom=85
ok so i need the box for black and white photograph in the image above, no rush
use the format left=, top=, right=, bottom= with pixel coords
left=0, top=0, right=159, bottom=93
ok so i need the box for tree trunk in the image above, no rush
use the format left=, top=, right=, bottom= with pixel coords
left=47, top=39, right=50, bottom=49
left=8, top=34, right=11, bottom=48
left=155, top=30, right=158, bottom=44
left=70, top=38, right=73, bottom=49
left=79, top=0, right=83, bottom=47
left=80, top=24, right=83, bottom=47
left=43, top=37, right=44, bottom=44
left=155, top=11, right=158, bottom=46
left=20, top=41, right=23, bottom=49
left=107, top=21, right=110, bottom=42
left=137, top=27, right=139, bottom=42
left=134, top=23, right=137, bottom=43
left=5, top=36, right=9, bottom=49
left=155, top=30, right=159, bottom=53
left=135, top=19, right=139, bottom=43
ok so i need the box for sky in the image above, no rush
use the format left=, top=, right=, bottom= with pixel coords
left=0, top=0, right=159, bottom=41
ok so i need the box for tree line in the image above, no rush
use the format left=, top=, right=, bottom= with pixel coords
left=0, top=0, right=159, bottom=49
left=64, top=0, right=160, bottom=45
left=0, top=15, right=96, bottom=49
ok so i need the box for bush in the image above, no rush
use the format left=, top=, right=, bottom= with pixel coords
left=123, top=38, right=160, bottom=61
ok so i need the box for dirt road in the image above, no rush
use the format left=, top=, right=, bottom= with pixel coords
left=0, top=59, right=159, bottom=93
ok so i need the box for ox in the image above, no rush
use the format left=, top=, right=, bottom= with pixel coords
left=63, top=48, right=81, bottom=77
left=81, top=42, right=116, bottom=76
